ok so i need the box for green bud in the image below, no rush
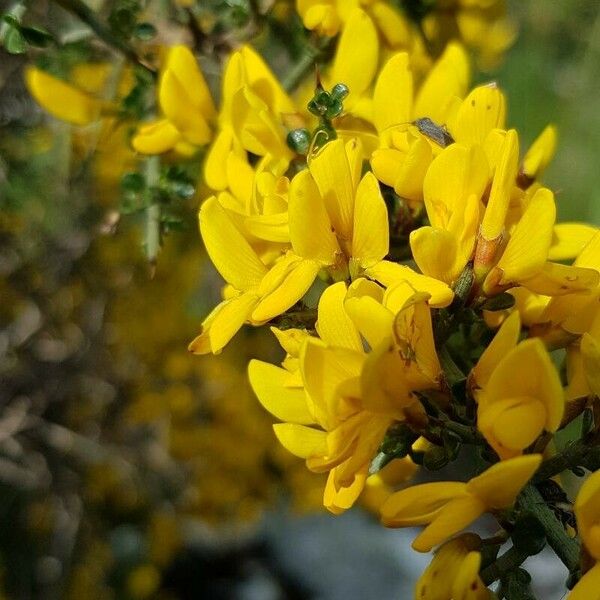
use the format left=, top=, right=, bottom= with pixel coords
left=511, top=513, right=546, bottom=556
left=287, top=128, right=311, bottom=154
left=330, top=83, right=349, bottom=101
left=325, top=98, right=343, bottom=119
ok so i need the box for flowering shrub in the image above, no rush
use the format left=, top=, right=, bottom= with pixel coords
left=8, top=0, right=600, bottom=597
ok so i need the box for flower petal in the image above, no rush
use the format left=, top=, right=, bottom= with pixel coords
left=199, top=197, right=267, bottom=290
left=467, top=454, right=542, bottom=509
left=316, top=282, right=363, bottom=351
left=248, top=360, right=315, bottom=424
left=273, top=423, right=328, bottom=459
left=351, top=172, right=389, bottom=271
left=331, top=9, right=379, bottom=98
left=412, top=496, right=486, bottom=553
left=289, top=169, right=341, bottom=264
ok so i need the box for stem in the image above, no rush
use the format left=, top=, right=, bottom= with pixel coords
left=518, top=484, right=581, bottom=573
left=282, top=46, right=319, bottom=92
left=144, top=156, right=161, bottom=268
left=50, top=0, right=156, bottom=74
left=533, top=434, right=600, bottom=483
left=480, top=545, right=530, bottom=586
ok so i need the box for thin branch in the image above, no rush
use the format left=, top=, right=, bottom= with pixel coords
left=50, top=0, right=156, bottom=75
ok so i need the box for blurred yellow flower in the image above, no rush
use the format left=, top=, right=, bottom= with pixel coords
left=133, top=45, right=216, bottom=155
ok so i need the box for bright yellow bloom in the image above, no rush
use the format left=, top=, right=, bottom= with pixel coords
left=204, top=45, right=296, bottom=192
left=570, top=470, right=600, bottom=600
left=249, top=279, right=440, bottom=512
left=380, top=454, right=542, bottom=552
left=409, top=123, right=599, bottom=297
left=531, top=232, right=600, bottom=344
left=370, top=43, right=470, bottom=204
left=472, top=314, right=564, bottom=459
left=416, top=534, right=494, bottom=600
left=25, top=66, right=104, bottom=125
left=133, top=46, right=216, bottom=155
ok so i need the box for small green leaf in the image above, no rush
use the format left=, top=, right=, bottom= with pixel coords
left=134, top=22, right=157, bottom=41
left=20, top=26, right=53, bottom=47
left=512, top=513, right=546, bottom=555
left=2, top=14, right=20, bottom=27
left=121, top=172, right=146, bottom=193
left=4, top=27, right=27, bottom=54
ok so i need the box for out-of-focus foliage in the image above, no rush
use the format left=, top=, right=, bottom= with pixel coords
left=0, top=0, right=599, bottom=599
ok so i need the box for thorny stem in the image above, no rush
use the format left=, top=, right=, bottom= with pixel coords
left=50, top=0, right=156, bottom=74
left=518, top=484, right=581, bottom=574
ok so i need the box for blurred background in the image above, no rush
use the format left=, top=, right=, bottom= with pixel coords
left=0, top=1, right=598, bottom=598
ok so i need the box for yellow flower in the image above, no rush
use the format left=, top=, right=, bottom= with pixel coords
left=25, top=66, right=104, bottom=125
left=422, top=0, right=516, bottom=69
left=531, top=231, right=600, bottom=347
left=370, top=44, right=470, bottom=205
left=570, top=470, right=600, bottom=600
left=297, top=0, right=424, bottom=56
left=133, top=45, right=216, bottom=155
left=409, top=123, right=599, bottom=297
left=187, top=196, right=314, bottom=354
left=416, top=534, right=494, bottom=600
left=204, top=45, right=296, bottom=192
left=380, top=454, right=542, bottom=551
left=472, top=315, right=564, bottom=459
left=249, top=279, right=440, bottom=512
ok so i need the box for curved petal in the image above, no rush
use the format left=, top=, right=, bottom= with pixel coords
left=413, top=42, right=470, bottom=124
left=316, top=282, right=363, bottom=351
left=496, top=187, right=556, bottom=283
left=248, top=360, right=315, bottom=424
left=380, top=482, right=468, bottom=526
left=373, top=52, right=412, bottom=136
left=467, top=454, right=542, bottom=509
left=199, top=197, right=267, bottom=290
left=351, top=172, right=389, bottom=271
left=412, top=496, right=486, bottom=553
left=331, top=9, right=379, bottom=98
left=132, top=119, right=182, bottom=154
left=273, top=423, right=328, bottom=459
left=366, top=261, right=454, bottom=307
left=309, top=139, right=356, bottom=242
left=26, top=67, right=101, bottom=125
left=289, top=169, right=341, bottom=264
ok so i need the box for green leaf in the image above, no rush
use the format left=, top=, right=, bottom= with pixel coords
left=20, top=26, right=53, bottom=48
left=2, top=14, right=20, bottom=27
left=4, top=27, right=27, bottom=54
left=481, top=292, right=516, bottom=311
left=121, top=172, right=146, bottom=193
left=134, top=22, right=157, bottom=41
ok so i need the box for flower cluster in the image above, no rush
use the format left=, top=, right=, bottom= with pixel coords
left=21, top=0, right=600, bottom=597
left=173, top=10, right=597, bottom=600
